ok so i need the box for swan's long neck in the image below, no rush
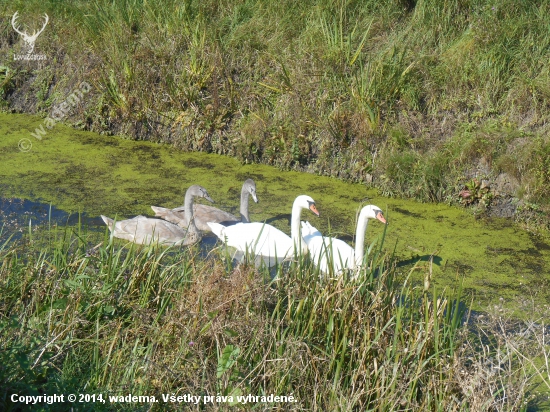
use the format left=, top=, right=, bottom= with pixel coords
left=290, top=202, right=306, bottom=253
left=354, top=209, right=371, bottom=266
left=184, top=190, right=199, bottom=235
left=240, top=186, right=250, bottom=223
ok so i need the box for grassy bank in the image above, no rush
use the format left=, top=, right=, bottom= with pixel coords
left=1, top=223, right=549, bottom=411
left=1, top=0, right=550, bottom=228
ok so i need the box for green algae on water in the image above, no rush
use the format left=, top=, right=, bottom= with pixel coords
left=1, top=112, right=550, bottom=312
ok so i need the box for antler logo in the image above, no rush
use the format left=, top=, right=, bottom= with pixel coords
left=11, top=11, right=49, bottom=55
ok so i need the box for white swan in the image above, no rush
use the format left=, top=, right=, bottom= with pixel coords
left=207, top=195, right=319, bottom=267
left=101, top=185, right=214, bottom=246
left=151, top=179, right=258, bottom=231
left=302, top=205, right=386, bottom=275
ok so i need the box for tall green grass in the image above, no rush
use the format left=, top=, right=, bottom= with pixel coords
left=1, top=223, right=546, bottom=410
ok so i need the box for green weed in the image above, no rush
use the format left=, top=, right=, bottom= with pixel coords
left=0, top=221, right=546, bottom=410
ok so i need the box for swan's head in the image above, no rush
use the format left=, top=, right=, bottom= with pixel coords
left=244, top=178, right=258, bottom=203
left=294, top=195, right=320, bottom=216
left=187, top=185, right=215, bottom=203
left=360, top=205, right=386, bottom=224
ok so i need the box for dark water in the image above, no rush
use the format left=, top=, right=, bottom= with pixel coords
left=0, top=197, right=103, bottom=227
left=0, top=197, right=101, bottom=242
left=0, top=197, right=219, bottom=254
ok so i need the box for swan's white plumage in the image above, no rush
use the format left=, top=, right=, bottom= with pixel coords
left=208, top=221, right=296, bottom=267
left=302, top=205, right=386, bottom=275
left=301, top=221, right=355, bottom=273
left=208, top=194, right=319, bottom=267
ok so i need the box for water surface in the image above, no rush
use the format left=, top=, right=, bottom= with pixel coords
left=1, top=112, right=549, bottom=311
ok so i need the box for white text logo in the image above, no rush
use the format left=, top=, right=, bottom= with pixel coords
left=11, top=11, right=49, bottom=60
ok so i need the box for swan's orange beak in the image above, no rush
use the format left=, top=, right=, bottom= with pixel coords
left=309, top=204, right=320, bottom=216
left=376, top=212, right=387, bottom=224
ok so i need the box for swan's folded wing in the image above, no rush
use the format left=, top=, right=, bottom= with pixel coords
left=194, top=204, right=239, bottom=226
left=209, top=222, right=293, bottom=259
left=151, top=206, right=187, bottom=226
left=115, top=216, right=186, bottom=245
left=305, top=234, right=355, bottom=274
left=243, top=223, right=293, bottom=258
left=158, top=220, right=188, bottom=238
left=301, top=221, right=322, bottom=237
left=116, top=215, right=146, bottom=234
